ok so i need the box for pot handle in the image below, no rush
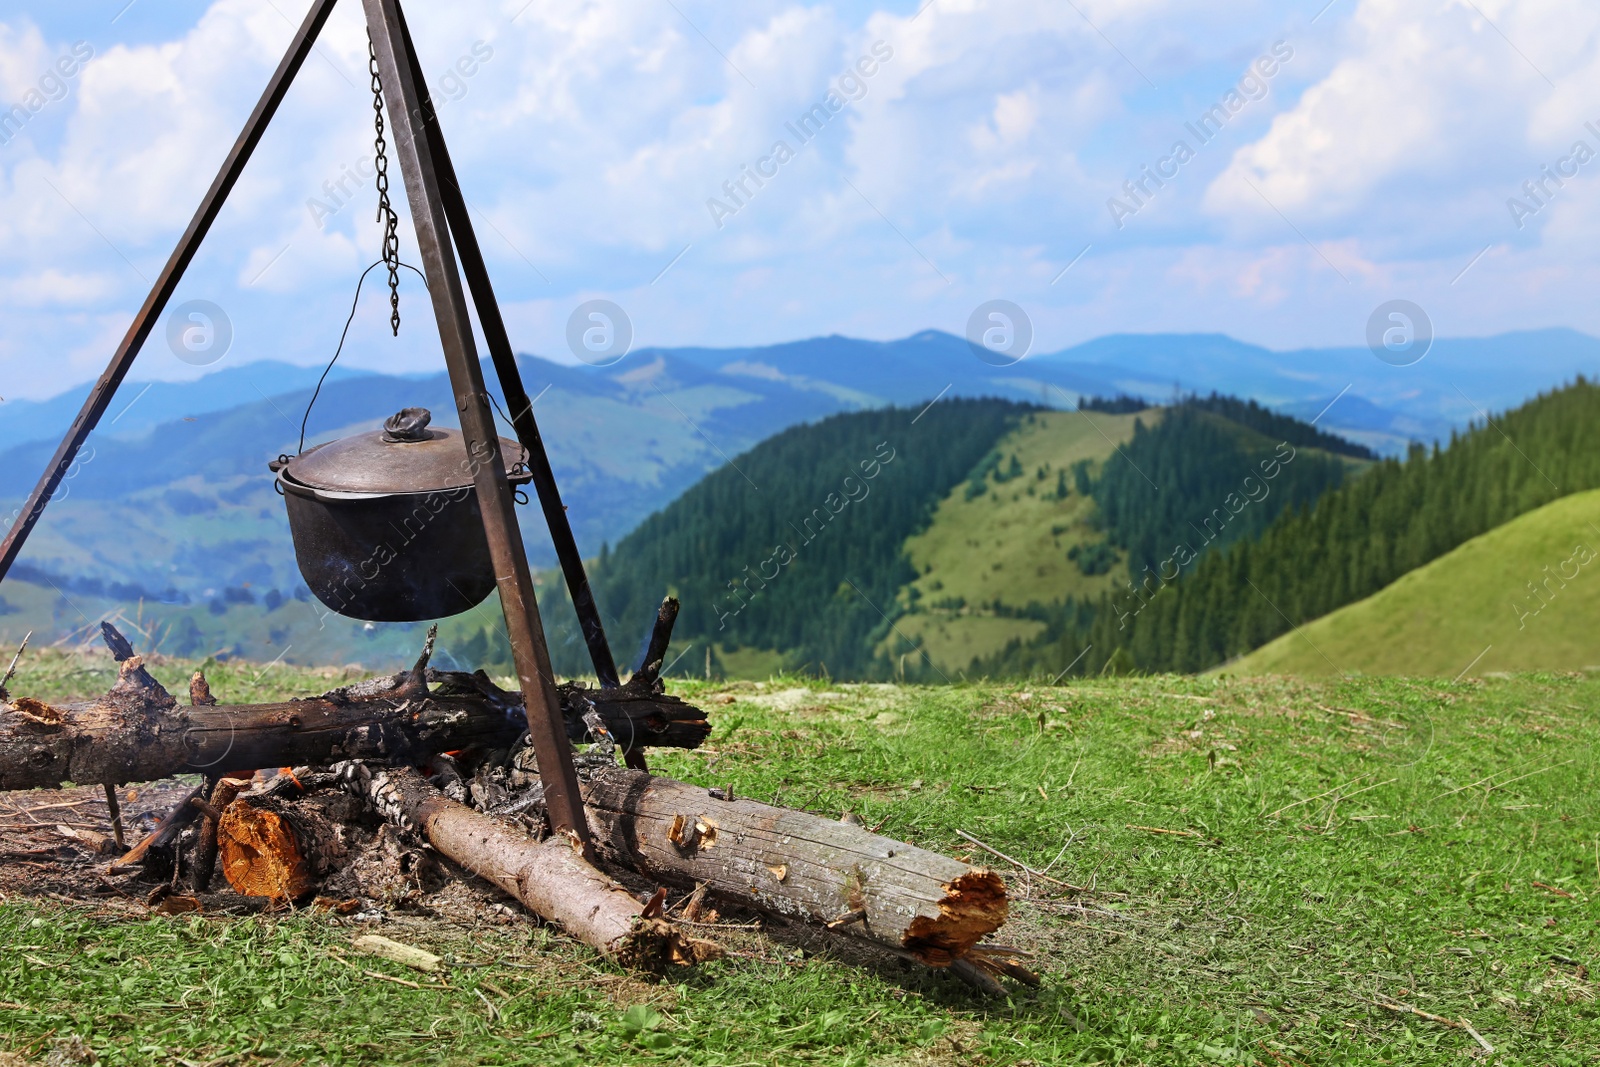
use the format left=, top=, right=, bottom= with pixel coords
left=382, top=407, right=433, bottom=443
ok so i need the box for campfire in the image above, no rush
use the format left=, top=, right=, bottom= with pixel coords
left=0, top=0, right=1027, bottom=1003
left=0, top=620, right=1026, bottom=991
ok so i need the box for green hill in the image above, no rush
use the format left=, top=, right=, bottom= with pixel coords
left=0, top=388, right=1367, bottom=681
left=1227, top=487, right=1600, bottom=676
left=979, top=378, right=1600, bottom=678
left=1089, top=403, right=1360, bottom=577
left=550, top=398, right=1034, bottom=678
left=890, top=409, right=1147, bottom=670
left=895, top=402, right=1365, bottom=674
left=522, top=395, right=1369, bottom=680
left=7, top=649, right=1598, bottom=1063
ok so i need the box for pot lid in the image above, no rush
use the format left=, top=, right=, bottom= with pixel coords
left=277, top=407, right=531, bottom=495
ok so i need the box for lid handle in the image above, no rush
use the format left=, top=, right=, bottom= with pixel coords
left=382, top=407, right=433, bottom=443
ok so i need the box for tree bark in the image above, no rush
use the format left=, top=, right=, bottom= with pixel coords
left=343, top=764, right=719, bottom=969
left=0, top=625, right=709, bottom=792
left=577, top=768, right=1009, bottom=966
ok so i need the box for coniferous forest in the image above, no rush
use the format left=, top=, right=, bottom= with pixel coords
left=1091, top=403, right=1355, bottom=578
left=1181, top=393, right=1377, bottom=460
left=544, top=399, right=1030, bottom=677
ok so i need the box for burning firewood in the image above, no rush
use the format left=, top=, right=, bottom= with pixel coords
left=0, top=623, right=1019, bottom=985
left=107, top=784, right=204, bottom=870
left=217, top=788, right=355, bottom=901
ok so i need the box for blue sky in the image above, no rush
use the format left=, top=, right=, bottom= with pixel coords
left=1, top=0, right=1597, bottom=399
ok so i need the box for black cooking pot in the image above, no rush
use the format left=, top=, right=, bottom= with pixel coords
left=272, top=407, right=532, bottom=622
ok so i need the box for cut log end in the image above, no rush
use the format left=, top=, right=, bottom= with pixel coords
left=218, top=800, right=315, bottom=901
left=901, top=867, right=1009, bottom=966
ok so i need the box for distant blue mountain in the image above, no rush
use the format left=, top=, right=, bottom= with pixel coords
left=657, top=329, right=1125, bottom=408
left=629, top=326, right=1600, bottom=455
left=0, top=349, right=856, bottom=604
left=1035, top=327, right=1600, bottom=452
left=0, top=361, right=394, bottom=454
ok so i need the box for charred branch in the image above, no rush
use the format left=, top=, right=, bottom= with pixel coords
left=110, top=784, right=205, bottom=869
left=630, top=596, right=681, bottom=693
left=192, top=776, right=247, bottom=892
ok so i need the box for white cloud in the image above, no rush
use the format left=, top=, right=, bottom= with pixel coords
left=1205, top=0, right=1600, bottom=247
left=3, top=0, right=1600, bottom=403
left=7, top=268, right=116, bottom=304
left=0, top=21, right=51, bottom=103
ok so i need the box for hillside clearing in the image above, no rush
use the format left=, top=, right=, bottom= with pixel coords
left=894, top=409, right=1144, bottom=671
left=1, top=648, right=1595, bottom=1064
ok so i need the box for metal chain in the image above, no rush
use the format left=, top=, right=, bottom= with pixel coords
left=368, top=32, right=402, bottom=336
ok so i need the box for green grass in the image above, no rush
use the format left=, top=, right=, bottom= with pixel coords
left=2, top=650, right=1598, bottom=1064
left=1231, top=487, right=1600, bottom=677
left=895, top=410, right=1146, bottom=671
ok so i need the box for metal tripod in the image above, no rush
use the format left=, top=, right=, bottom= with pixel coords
left=0, top=0, right=622, bottom=844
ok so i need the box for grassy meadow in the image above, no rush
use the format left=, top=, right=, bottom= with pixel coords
left=894, top=409, right=1144, bottom=672
left=1, top=648, right=1597, bottom=1064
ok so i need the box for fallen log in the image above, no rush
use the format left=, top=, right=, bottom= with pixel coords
left=429, top=661, right=709, bottom=755
left=339, top=763, right=718, bottom=970
left=0, top=624, right=709, bottom=792
left=576, top=767, right=1009, bottom=967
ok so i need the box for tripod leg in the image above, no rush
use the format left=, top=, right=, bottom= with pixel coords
left=365, top=0, right=589, bottom=846
left=388, top=4, right=622, bottom=689
left=0, top=0, right=342, bottom=581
